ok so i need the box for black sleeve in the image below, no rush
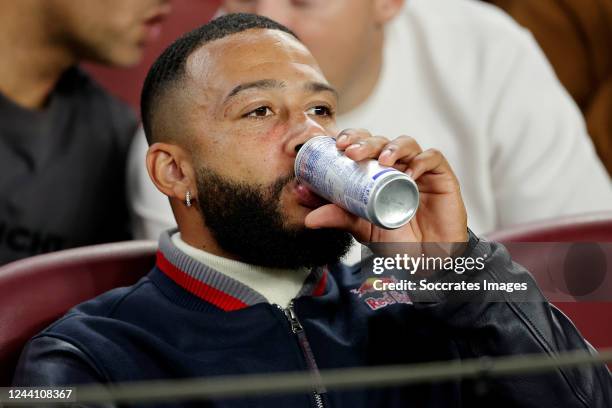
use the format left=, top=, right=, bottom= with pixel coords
left=409, top=231, right=612, bottom=407
left=13, top=336, right=116, bottom=408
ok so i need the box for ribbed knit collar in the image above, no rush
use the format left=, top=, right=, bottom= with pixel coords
left=153, top=230, right=329, bottom=311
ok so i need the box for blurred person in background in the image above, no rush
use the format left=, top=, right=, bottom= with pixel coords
left=486, top=0, right=612, bottom=175
left=127, top=0, right=612, bottom=262
left=0, top=0, right=171, bottom=265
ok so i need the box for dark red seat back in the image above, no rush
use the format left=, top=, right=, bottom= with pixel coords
left=0, top=241, right=156, bottom=385
left=487, top=212, right=612, bottom=243
left=487, top=212, right=612, bottom=366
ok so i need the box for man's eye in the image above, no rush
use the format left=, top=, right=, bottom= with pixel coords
left=307, top=106, right=332, bottom=116
left=245, top=106, right=273, bottom=118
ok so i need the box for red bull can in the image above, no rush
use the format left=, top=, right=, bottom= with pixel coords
left=295, top=136, right=419, bottom=229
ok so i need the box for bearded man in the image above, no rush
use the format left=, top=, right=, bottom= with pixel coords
left=14, top=13, right=611, bottom=408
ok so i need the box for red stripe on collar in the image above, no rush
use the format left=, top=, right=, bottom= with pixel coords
left=156, top=251, right=248, bottom=311
left=312, top=269, right=328, bottom=297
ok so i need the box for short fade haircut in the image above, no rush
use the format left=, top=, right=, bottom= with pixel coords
left=140, top=13, right=298, bottom=145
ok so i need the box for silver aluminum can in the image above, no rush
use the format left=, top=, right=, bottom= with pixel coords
left=295, top=136, right=419, bottom=229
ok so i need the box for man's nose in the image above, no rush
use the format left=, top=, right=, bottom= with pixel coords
left=286, top=119, right=328, bottom=158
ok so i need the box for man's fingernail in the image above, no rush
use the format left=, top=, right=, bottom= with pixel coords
left=405, top=169, right=414, bottom=178
left=346, top=143, right=361, bottom=150
left=379, top=149, right=393, bottom=160
left=337, top=135, right=348, bottom=143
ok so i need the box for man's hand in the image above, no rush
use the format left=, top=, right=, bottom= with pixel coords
left=304, top=129, right=468, bottom=244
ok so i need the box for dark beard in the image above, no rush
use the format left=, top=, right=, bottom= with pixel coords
left=195, top=167, right=353, bottom=269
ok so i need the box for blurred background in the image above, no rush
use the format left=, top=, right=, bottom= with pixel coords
left=86, top=0, right=221, bottom=110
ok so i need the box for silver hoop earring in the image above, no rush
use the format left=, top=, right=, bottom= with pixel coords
left=185, top=190, right=192, bottom=207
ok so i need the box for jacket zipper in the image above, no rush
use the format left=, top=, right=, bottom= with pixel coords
left=279, top=302, right=326, bottom=408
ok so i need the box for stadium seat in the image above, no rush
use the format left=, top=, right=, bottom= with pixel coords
left=486, top=211, right=612, bottom=367
left=0, top=241, right=157, bottom=385
left=486, top=211, right=612, bottom=243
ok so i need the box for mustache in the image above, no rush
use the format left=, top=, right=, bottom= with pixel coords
left=268, top=173, right=296, bottom=198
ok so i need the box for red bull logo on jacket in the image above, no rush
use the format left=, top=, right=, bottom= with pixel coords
left=350, top=276, right=412, bottom=310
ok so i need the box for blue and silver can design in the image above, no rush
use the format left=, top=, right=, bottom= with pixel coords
left=295, top=136, right=420, bottom=229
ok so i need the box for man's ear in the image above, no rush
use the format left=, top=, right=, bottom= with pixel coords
left=146, top=142, right=196, bottom=201
left=373, top=0, right=405, bottom=24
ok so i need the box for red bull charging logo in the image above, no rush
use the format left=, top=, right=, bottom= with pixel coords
left=350, top=276, right=412, bottom=310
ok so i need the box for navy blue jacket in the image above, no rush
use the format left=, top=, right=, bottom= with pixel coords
left=14, top=230, right=612, bottom=407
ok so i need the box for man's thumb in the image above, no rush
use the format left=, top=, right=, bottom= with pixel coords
left=304, top=204, right=357, bottom=230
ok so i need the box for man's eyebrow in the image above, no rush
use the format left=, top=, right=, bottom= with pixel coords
left=305, top=82, right=339, bottom=100
left=225, top=79, right=286, bottom=102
